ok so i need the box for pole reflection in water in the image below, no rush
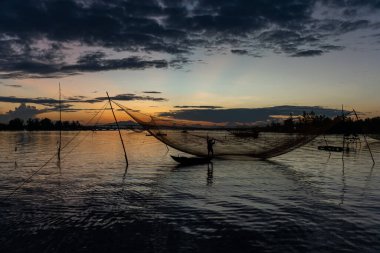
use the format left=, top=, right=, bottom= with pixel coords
left=361, top=164, right=376, bottom=199
left=207, top=162, right=213, bottom=186
left=340, top=160, right=346, bottom=206
left=1, top=132, right=380, bottom=253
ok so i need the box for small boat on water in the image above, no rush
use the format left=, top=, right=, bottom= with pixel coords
left=171, top=155, right=211, bottom=165
left=318, top=145, right=349, bottom=152
left=229, top=129, right=259, bottom=138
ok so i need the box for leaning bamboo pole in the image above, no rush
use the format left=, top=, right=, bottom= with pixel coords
left=353, top=109, right=375, bottom=165
left=106, top=92, right=129, bottom=167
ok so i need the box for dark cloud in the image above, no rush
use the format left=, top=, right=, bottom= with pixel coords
left=0, top=0, right=378, bottom=78
left=339, top=20, right=370, bottom=33
left=2, top=84, right=23, bottom=88
left=174, top=105, right=224, bottom=109
left=0, top=54, right=169, bottom=79
left=230, top=49, right=249, bottom=55
left=66, top=95, right=87, bottom=99
left=63, top=56, right=168, bottom=73
left=320, top=1, right=380, bottom=9
left=319, top=45, right=345, bottom=51
left=0, top=96, right=64, bottom=106
left=142, top=91, right=162, bottom=94
left=291, top=50, right=324, bottom=57
left=169, top=56, right=195, bottom=70
left=0, top=92, right=168, bottom=121
left=0, top=93, right=168, bottom=106
left=0, top=103, right=46, bottom=123
left=159, top=106, right=344, bottom=123
left=93, top=93, right=167, bottom=102
left=0, top=102, right=116, bottom=122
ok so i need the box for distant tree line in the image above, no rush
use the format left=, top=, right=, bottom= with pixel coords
left=263, top=111, right=380, bottom=134
left=0, top=118, right=88, bottom=131
left=229, top=111, right=380, bottom=134
left=327, top=116, right=380, bottom=134
left=0, top=113, right=380, bottom=134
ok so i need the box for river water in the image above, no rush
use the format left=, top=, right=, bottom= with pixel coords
left=0, top=131, right=379, bottom=252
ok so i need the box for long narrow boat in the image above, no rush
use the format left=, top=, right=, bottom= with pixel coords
left=171, top=155, right=211, bottom=165
left=318, top=145, right=347, bottom=152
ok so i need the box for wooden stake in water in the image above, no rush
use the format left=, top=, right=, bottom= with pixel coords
left=58, top=83, right=62, bottom=162
left=353, top=109, right=375, bottom=165
left=341, top=104, right=345, bottom=162
left=106, top=92, right=129, bottom=167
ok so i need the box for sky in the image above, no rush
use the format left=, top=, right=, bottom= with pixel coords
left=0, top=0, right=379, bottom=124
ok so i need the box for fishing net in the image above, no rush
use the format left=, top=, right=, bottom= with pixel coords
left=114, top=102, right=339, bottom=159
left=369, top=134, right=380, bottom=141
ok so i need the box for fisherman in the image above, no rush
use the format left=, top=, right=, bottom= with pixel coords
left=207, top=136, right=216, bottom=157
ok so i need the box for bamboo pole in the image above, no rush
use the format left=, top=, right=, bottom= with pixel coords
left=353, top=109, right=375, bottom=165
left=323, top=134, right=331, bottom=155
left=106, top=92, right=129, bottom=166
left=341, top=105, right=345, bottom=162
left=58, top=83, right=62, bottom=162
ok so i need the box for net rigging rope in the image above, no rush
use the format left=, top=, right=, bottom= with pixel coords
left=112, top=100, right=337, bottom=158
left=61, top=103, right=108, bottom=159
left=6, top=102, right=109, bottom=198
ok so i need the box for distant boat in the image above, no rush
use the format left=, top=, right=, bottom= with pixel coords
left=229, top=129, right=259, bottom=138
left=318, top=145, right=348, bottom=152
left=171, top=155, right=211, bottom=165
left=146, top=132, right=166, bottom=136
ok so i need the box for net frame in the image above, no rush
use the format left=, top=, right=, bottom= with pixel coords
left=114, top=101, right=340, bottom=158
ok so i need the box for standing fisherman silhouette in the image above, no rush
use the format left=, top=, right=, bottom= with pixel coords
left=206, top=136, right=216, bottom=158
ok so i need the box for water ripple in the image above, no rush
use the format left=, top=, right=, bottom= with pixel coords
left=0, top=131, right=380, bottom=252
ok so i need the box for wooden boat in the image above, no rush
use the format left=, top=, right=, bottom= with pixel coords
left=318, top=145, right=349, bottom=152
left=171, top=155, right=211, bottom=165
left=229, top=129, right=259, bottom=138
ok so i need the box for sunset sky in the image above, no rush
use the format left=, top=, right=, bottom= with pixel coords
left=0, top=0, right=379, bottom=124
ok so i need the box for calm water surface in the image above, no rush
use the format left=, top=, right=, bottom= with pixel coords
left=0, top=131, right=379, bottom=252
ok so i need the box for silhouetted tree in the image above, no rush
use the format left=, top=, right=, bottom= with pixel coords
left=283, top=113, right=294, bottom=131
left=26, top=118, right=41, bottom=131
left=8, top=118, right=24, bottom=130
left=40, top=118, right=54, bottom=130
left=62, top=121, right=70, bottom=130
left=70, top=121, right=81, bottom=130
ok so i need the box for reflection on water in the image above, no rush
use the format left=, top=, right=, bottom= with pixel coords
left=207, top=163, right=213, bottom=186
left=0, top=131, right=380, bottom=252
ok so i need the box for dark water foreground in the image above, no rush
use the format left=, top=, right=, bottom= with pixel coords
left=0, top=131, right=379, bottom=253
